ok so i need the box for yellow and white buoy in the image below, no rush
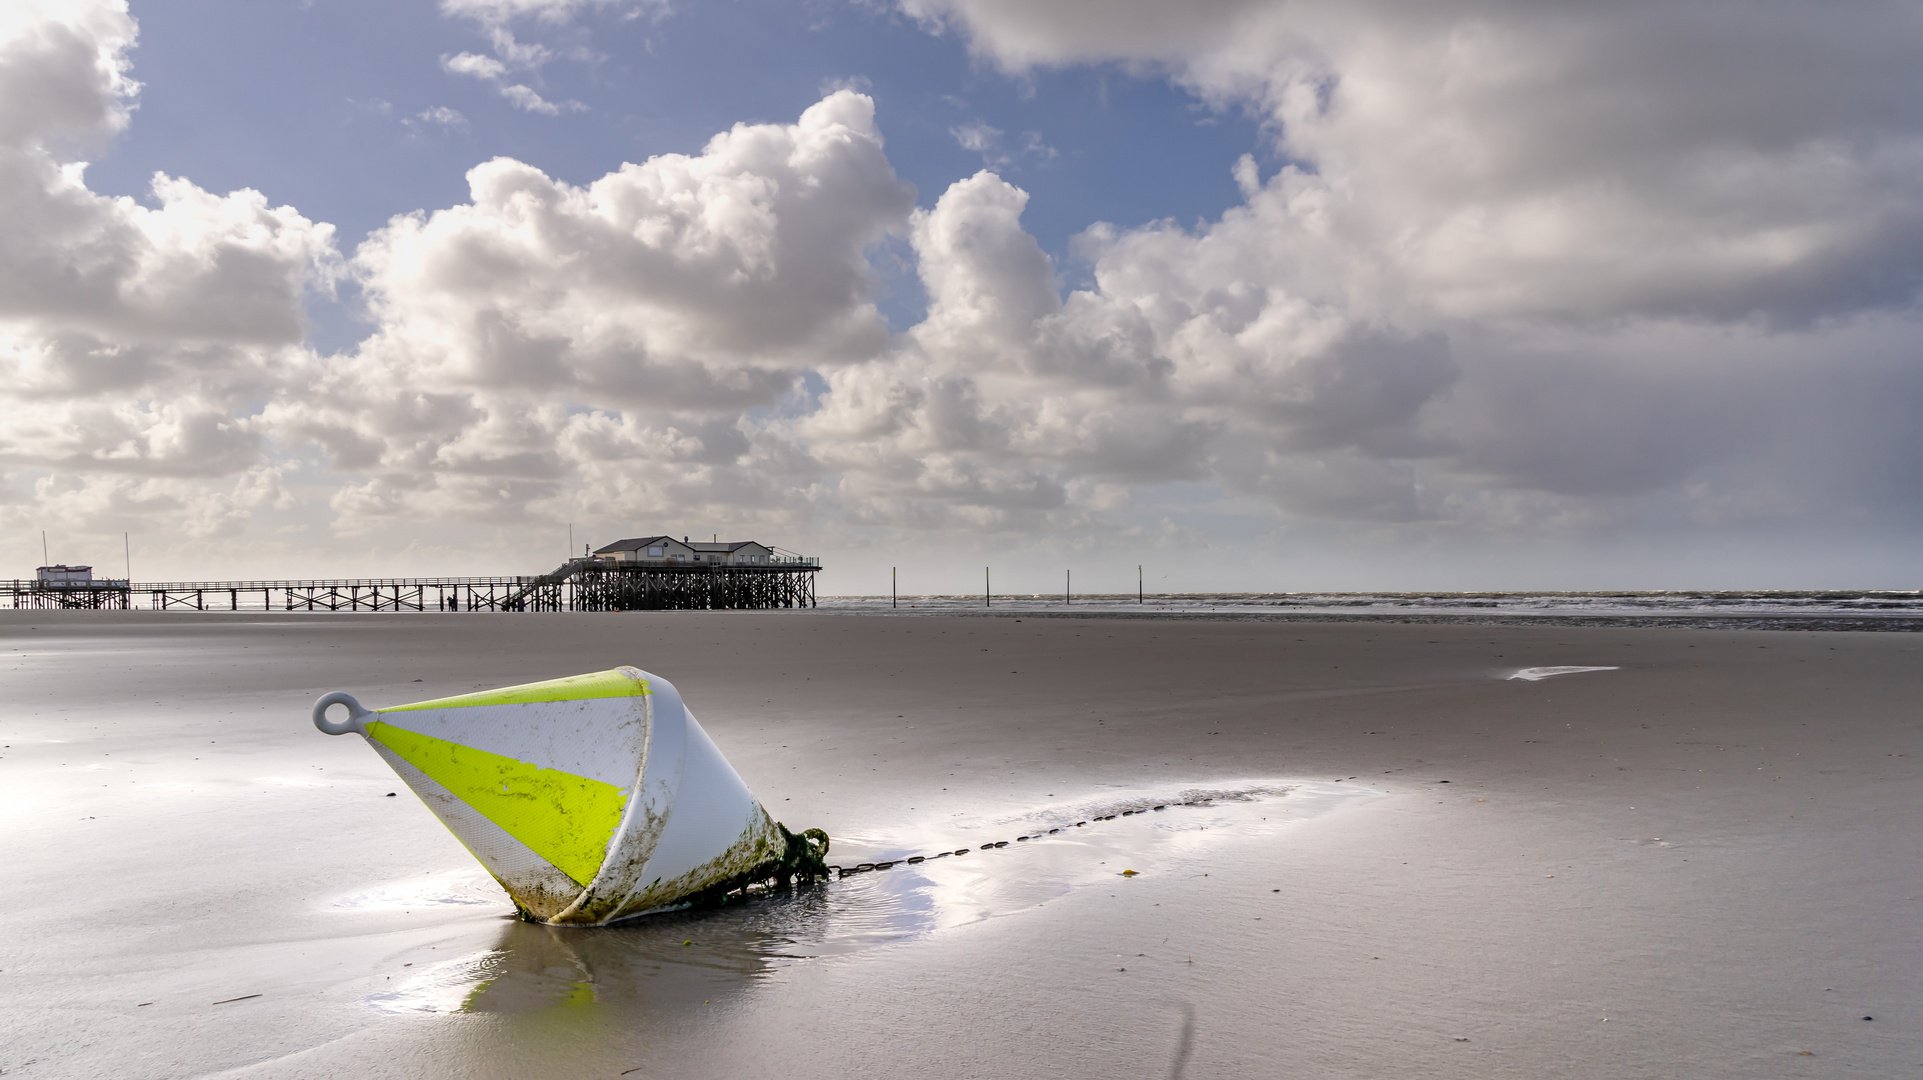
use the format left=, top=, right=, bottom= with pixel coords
left=312, top=666, right=827, bottom=924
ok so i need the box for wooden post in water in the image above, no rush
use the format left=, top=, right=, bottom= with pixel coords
left=985, top=567, right=991, bottom=608
left=1138, top=565, right=1143, bottom=604
left=892, top=566, right=897, bottom=609
left=1066, top=569, right=1070, bottom=605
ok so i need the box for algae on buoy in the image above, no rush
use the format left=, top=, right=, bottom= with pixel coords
left=312, top=666, right=827, bottom=924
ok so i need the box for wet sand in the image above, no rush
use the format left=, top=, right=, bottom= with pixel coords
left=2, top=611, right=1918, bottom=1078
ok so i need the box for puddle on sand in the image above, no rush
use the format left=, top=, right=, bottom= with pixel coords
left=368, top=910, right=838, bottom=1014
left=357, top=779, right=1374, bottom=1015
left=368, top=950, right=513, bottom=1014
left=328, top=871, right=504, bottom=912
left=1506, top=665, right=1620, bottom=681
left=827, top=779, right=1369, bottom=937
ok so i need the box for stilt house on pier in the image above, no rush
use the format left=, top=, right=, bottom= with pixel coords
left=592, top=536, right=779, bottom=566
left=10, top=565, right=131, bottom=609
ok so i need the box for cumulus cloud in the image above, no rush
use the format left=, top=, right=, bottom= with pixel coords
left=839, top=0, right=1923, bottom=538
left=0, top=0, right=337, bottom=556
left=900, top=0, right=1923, bottom=328
left=262, top=91, right=915, bottom=525
left=0, top=0, right=138, bottom=149
left=800, top=167, right=1456, bottom=529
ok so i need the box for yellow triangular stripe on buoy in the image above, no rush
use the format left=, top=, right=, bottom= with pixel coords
left=377, top=669, right=650, bottom=714
left=366, top=720, right=628, bottom=886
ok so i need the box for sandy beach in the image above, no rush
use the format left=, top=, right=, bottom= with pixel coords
left=2, top=610, right=1918, bottom=1078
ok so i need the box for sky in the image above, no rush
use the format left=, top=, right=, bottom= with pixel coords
left=3, top=0, right=1922, bottom=594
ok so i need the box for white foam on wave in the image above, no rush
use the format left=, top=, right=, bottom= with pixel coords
left=1506, top=666, right=1620, bottom=681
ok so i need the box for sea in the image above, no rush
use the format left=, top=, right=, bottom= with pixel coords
left=818, top=589, right=1923, bottom=630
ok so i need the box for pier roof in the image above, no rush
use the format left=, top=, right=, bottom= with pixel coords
left=594, top=536, right=770, bottom=555
left=593, top=536, right=679, bottom=555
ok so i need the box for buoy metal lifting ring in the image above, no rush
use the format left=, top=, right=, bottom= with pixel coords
left=312, top=692, right=372, bottom=736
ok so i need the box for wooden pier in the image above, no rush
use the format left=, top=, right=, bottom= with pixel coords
left=2, top=559, right=818, bottom=613
left=567, top=561, right=817, bottom=611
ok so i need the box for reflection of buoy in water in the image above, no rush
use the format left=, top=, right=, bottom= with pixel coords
left=313, top=666, right=828, bottom=924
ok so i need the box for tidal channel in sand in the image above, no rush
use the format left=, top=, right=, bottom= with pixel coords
left=2, top=611, right=1917, bottom=1078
